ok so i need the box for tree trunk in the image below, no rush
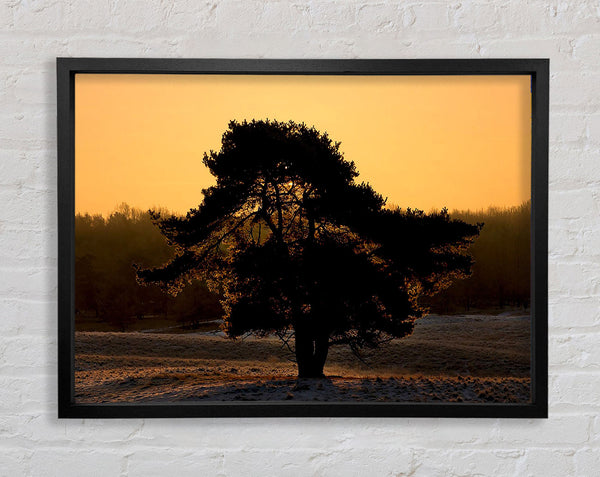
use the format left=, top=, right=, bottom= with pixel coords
left=295, top=328, right=329, bottom=378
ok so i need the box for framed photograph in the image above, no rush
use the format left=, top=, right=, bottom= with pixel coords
left=58, top=58, right=548, bottom=418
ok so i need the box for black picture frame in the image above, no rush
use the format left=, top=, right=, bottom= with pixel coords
left=57, top=58, right=548, bottom=418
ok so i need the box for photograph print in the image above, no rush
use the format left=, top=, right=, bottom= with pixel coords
left=71, top=67, right=535, bottom=409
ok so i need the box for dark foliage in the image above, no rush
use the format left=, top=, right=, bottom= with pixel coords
left=429, top=202, right=531, bottom=312
left=139, top=120, right=481, bottom=377
left=75, top=204, right=222, bottom=331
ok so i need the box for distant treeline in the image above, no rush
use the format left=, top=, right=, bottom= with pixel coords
left=75, top=201, right=529, bottom=330
left=75, top=204, right=222, bottom=330
left=427, top=201, right=530, bottom=313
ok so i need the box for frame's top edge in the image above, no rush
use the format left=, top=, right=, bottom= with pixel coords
left=56, top=58, right=549, bottom=75
left=56, top=57, right=550, bottom=60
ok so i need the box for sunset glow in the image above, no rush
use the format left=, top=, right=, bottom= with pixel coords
left=75, top=74, right=531, bottom=215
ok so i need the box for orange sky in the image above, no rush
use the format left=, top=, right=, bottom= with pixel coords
left=75, top=74, right=531, bottom=215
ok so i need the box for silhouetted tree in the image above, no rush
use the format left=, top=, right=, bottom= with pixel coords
left=139, top=120, right=481, bottom=377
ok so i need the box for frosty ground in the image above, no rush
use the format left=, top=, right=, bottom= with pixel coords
left=75, top=312, right=530, bottom=403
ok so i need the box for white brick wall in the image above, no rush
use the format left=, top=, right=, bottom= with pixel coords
left=0, top=1, right=598, bottom=475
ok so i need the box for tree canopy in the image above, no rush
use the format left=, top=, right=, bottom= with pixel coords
left=138, top=119, right=481, bottom=377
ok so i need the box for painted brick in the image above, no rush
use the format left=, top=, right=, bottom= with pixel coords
left=452, top=2, right=501, bottom=34
left=572, top=34, right=600, bottom=67
left=0, top=1, right=599, bottom=476
left=587, top=113, right=600, bottom=144
left=549, top=297, right=600, bottom=328
left=309, top=2, right=356, bottom=30
left=518, top=448, right=577, bottom=476
left=575, top=447, right=600, bottom=476
left=413, top=448, right=523, bottom=477
left=551, top=333, right=600, bottom=370
left=552, top=71, right=600, bottom=107
left=12, top=0, right=66, bottom=32
left=356, top=4, right=402, bottom=33
left=551, top=113, right=587, bottom=144
left=126, top=449, right=225, bottom=477
left=549, top=189, right=598, bottom=220
left=550, top=145, right=600, bottom=185
left=30, top=450, right=123, bottom=477
left=552, top=373, right=600, bottom=406
left=407, top=3, right=454, bottom=32
left=0, top=449, right=32, bottom=477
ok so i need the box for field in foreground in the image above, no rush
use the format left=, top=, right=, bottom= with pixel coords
left=75, top=312, right=530, bottom=403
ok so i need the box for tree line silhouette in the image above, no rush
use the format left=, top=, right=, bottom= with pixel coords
left=429, top=201, right=530, bottom=313
left=76, top=201, right=529, bottom=329
left=75, top=204, right=222, bottom=331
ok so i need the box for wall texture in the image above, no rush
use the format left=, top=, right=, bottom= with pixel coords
left=1, top=1, right=599, bottom=476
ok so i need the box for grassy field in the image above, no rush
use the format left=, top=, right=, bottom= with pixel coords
left=75, top=311, right=530, bottom=403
